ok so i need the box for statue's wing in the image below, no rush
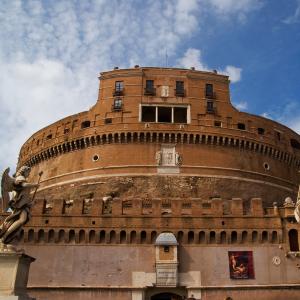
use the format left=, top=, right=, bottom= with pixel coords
left=1, top=168, right=14, bottom=212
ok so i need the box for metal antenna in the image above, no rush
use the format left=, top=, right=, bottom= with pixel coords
left=165, top=48, right=168, bottom=67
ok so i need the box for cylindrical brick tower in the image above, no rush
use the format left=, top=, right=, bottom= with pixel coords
left=19, top=67, right=300, bottom=204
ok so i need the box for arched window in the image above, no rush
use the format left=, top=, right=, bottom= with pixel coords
left=37, top=229, right=45, bottom=243
left=188, top=231, right=194, bottom=244
left=220, top=231, right=227, bottom=244
left=130, top=231, right=137, bottom=244
left=48, top=229, right=55, bottom=243
left=199, top=231, right=206, bottom=244
left=110, top=230, right=116, bottom=243
left=79, top=230, right=85, bottom=244
left=262, top=231, right=268, bottom=243
left=210, top=231, right=216, bottom=244
left=231, top=231, right=237, bottom=244
left=271, top=231, right=278, bottom=243
left=58, top=229, right=65, bottom=243
left=28, top=229, right=34, bottom=242
left=141, top=231, right=147, bottom=244
left=151, top=231, right=157, bottom=243
left=99, top=230, right=106, bottom=243
left=68, top=230, right=75, bottom=244
left=252, top=231, right=258, bottom=243
left=177, top=231, right=184, bottom=243
left=289, top=229, right=299, bottom=252
left=241, top=231, right=248, bottom=243
left=120, top=230, right=127, bottom=244
left=89, top=230, right=96, bottom=243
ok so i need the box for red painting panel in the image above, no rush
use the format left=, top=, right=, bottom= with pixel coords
left=228, top=251, right=255, bottom=279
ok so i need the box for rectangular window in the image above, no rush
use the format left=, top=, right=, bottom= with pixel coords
left=207, top=101, right=214, bottom=113
left=141, top=105, right=189, bottom=124
left=205, top=83, right=214, bottom=98
left=145, top=80, right=156, bottom=95
left=158, top=107, right=172, bottom=123
left=141, top=106, right=156, bottom=122
left=113, top=98, right=122, bottom=110
left=257, top=127, right=265, bottom=135
left=114, top=81, right=124, bottom=96
left=237, top=123, right=246, bottom=130
left=115, top=81, right=123, bottom=91
left=174, top=107, right=187, bottom=123
left=146, top=80, right=154, bottom=89
left=175, top=81, right=185, bottom=96
left=214, top=121, right=221, bottom=127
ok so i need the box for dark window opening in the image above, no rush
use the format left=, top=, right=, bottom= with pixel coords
left=81, top=120, right=91, bottom=129
left=158, top=107, right=172, bottom=123
left=64, top=128, right=70, bottom=134
left=207, top=101, right=214, bottom=113
left=175, top=81, right=185, bottom=97
left=114, top=81, right=124, bottom=96
left=113, top=98, right=122, bottom=110
left=214, top=121, right=221, bottom=127
left=289, top=229, right=299, bottom=252
left=202, top=202, right=211, bottom=209
left=291, top=139, right=300, bottom=150
left=205, top=83, right=214, bottom=98
left=141, top=106, right=156, bottom=122
left=115, top=81, right=123, bottom=91
left=104, top=118, right=112, bottom=124
left=276, top=131, right=281, bottom=140
left=258, top=128, right=265, bottom=135
left=163, top=246, right=169, bottom=252
left=46, top=134, right=52, bottom=140
left=36, top=139, right=40, bottom=145
left=144, top=80, right=156, bottom=95
left=174, top=107, right=187, bottom=123
left=237, top=123, right=246, bottom=130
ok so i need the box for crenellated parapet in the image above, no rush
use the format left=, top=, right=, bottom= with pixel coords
left=1, top=197, right=298, bottom=247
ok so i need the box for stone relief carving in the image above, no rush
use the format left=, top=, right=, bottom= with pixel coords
left=0, top=166, right=42, bottom=245
left=156, top=147, right=182, bottom=166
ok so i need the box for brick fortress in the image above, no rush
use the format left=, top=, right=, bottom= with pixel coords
left=4, top=67, right=300, bottom=299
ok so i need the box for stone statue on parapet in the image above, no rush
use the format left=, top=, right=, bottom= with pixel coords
left=0, top=166, right=42, bottom=246
left=295, top=186, right=300, bottom=223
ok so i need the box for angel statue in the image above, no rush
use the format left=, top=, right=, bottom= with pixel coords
left=0, top=166, right=42, bottom=245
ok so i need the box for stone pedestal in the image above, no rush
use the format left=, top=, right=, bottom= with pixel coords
left=0, top=246, right=35, bottom=300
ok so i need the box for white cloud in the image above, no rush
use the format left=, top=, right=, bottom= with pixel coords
left=261, top=112, right=270, bottom=119
left=289, top=119, right=300, bottom=134
left=222, top=65, right=242, bottom=83
left=0, top=0, right=204, bottom=171
left=234, top=101, right=248, bottom=111
left=283, top=0, right=300, bottom=24
left=260, top=101, right=300, bottom=134
left=0, top=0, right=262, bottom=171
left=177, top=48, right=242, bottom=83
left=208, top=0, right=264, bottom=22
left=176, top=48, right=208, bottom=70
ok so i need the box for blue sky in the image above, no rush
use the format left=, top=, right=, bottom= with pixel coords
left=0, top=0, right=300, bottom=172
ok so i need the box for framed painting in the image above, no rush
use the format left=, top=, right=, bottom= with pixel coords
left=228, top=251, right=255, bottom=279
